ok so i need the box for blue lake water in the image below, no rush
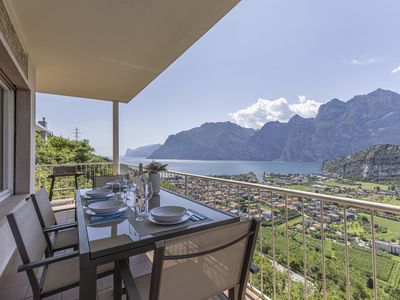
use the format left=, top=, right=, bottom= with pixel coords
left=120, top=157, right=321, bottom=180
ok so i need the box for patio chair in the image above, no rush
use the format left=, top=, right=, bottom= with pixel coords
left=6, top=200, right=115, bottom=300
left=93, top=175, right=124, bottom=188
left=30, top=187, right=78, bottom=254
left=118, top=219, right=260, bottom=300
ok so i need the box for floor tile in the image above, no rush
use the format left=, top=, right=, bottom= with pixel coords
left=0, top=282, right=29, bottom=300
left=97, top=275, right=114, bottom=292
left=129, top=254, right=145, bottom=265
left=130, top=261, right=151, bottom=278
left=0, top=271, right=28, bottom=289
left=61, top=286, right=79, bottom=300
left=98, top=288, right=126, bottom=300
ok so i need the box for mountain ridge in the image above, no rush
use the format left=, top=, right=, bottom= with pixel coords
left=129, top=89, right=400, bottom=162
left=125, top=144, right=161, bottom=157
left=149, top=122, right=255, bottom=160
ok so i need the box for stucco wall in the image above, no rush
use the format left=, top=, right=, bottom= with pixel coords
left=0, top=0, right=36, bottom=276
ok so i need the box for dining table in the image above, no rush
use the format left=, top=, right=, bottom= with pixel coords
left=76, top=188, right=240, bottom=300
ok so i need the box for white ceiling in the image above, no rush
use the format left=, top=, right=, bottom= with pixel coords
left=8, top=0, right=239, bottom=102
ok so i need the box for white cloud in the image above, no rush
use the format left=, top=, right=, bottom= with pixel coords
left=290, top=96, right=321, bottom=118
left=344, top=58, right=377, bottom=65
left=229, top=96, right=322, bottom=129
left=391, top=65, right=400, bottom=74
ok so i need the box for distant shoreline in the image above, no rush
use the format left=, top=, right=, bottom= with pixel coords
left=120, top=156, right=321, bottom=181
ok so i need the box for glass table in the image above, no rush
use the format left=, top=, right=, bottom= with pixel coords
left=76, top=189, right=239, bottom=300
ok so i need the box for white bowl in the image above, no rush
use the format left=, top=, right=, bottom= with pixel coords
left=85, top=189, right=114, bottom=199
left=150, top=206, right=187, bottom=223
left=106, top=182, right=127, bottom=188
left=88, top=200, right=126, bottom=214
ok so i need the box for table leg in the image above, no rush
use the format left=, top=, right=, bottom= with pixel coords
left=79, top=266, right=97, bottom=300
left=113, top=262, right=122, bottom=300
left=75, top=175, right=79, bottom=190
left=49, top=176, right=55, bottom=201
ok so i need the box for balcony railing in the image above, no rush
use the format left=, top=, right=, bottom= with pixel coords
left=35, top=162, right=113, bottom=201
left=121, top=163, right=400, bottom=300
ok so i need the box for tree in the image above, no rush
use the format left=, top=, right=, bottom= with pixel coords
left=36, top=133, right=109, bottom=164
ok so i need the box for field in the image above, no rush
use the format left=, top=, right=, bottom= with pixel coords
left=368, top=214, right=400, bottom=241
left=324, top=180, right=390, bottom=191
left=254, top=225, right=400, bottom=299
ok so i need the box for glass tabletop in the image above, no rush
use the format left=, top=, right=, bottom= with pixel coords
left=77, top=189, right=238, bottom=258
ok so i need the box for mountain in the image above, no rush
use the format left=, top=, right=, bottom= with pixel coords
left=148, top=89, right=400, bottom=161
left=246, top=88, right=400, bottom=161
left=149, top=122, right=255, bottom=160
left=125, top=144, right=161, bottom=157
left=321, top=144, right=400, bottom=179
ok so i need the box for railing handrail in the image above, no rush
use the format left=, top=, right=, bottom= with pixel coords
left=122, top=163, right=400, bottom=214
left=36, top=162, right=113, bottom=167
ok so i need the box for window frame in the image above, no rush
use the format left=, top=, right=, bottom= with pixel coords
left=0, top=79, right=15, bottom=202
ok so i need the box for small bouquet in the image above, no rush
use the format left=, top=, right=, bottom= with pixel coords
left=145, top=161, right=168, bottom=174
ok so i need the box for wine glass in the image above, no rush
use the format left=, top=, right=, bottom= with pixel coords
left=144, top=182, right=153, bottom=213
left=135, top=178, right=153, bottom=221
left=135, top=176, right=146, bottom=221
left=127, top=176, right=137, bottom=207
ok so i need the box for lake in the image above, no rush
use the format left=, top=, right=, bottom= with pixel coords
left=120, top=157, right=321, bottom=180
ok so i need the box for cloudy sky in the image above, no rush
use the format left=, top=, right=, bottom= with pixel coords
left=37, top=0, right=400, bottom=156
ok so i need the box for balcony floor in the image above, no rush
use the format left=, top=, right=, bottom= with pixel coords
left=0, top=209, right=263, bottom=300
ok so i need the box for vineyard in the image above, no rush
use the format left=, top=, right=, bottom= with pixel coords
left=251, top=225, right=400, bottom=299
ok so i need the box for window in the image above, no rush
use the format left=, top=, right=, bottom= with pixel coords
left=0, top=87, right=3, bottom=192
left=0, top=81, right=14, bottom=201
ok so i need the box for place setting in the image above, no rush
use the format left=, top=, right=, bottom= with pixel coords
left=147, top=206, right=207, bottom=225
left=84, top=179, right=134, bottom=225
left=86, top=199, right=128, bottom=225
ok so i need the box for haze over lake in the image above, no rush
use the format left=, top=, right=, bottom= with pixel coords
left=120, top=157, right=321, bottom=180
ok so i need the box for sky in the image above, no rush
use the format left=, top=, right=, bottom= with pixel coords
left=36, top=0, right=400, bottom=157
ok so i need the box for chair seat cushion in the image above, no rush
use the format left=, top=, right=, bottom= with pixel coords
left=52, top=227, right=78, bottom=250
left=42, top=257, right=114, bottom=293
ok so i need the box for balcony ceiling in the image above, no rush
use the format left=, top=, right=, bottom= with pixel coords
left=7, top=0, right=239, bottom=102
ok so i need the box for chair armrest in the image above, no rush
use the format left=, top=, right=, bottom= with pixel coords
left=250, top=263, right=259, bottom=274
left=17, top=250, right=79, bottom=272
left=53, top=207, right=76, bottom=213
left=118, top=259, right=143, bottom=300
left=43, top=222, right=77, bottom=233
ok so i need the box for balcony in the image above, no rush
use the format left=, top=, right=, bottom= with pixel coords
left=2, top=162, right=399, bottom=299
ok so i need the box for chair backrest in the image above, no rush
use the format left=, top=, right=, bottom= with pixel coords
left=31, top=187, right=56, bottom=228
left=7, top=200, right=48, bottom=264
left=52, top=165, right=77, bottom=175
left=7, top=200, right=48, bottom=297
left=93, top=175, right=124, bottom=188
left=150, top=219, right=259, bottom=300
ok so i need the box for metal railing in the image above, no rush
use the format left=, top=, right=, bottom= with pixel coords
left=121, top=163, right=400, bottom=300
left=35, top=162, right=113, bottom=201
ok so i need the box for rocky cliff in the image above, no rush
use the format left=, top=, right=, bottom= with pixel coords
left=321, top=144, right=400, bottom=179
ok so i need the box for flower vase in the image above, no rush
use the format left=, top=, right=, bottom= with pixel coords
left=148, top=173, right=161, bottom=195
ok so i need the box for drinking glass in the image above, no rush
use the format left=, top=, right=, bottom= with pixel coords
left=135, top=176, right=153, bottom=221
left=144, top=182, right=153, bottom=213
left=124, top=177, right=135, bottom=207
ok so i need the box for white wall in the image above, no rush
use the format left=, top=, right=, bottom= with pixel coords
left=0, top=2, right=36, bottom=275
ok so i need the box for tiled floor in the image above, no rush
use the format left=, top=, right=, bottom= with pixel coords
left=0, top=209, right=263, bottom=300
left=0, top=250, right=152, bottom=300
